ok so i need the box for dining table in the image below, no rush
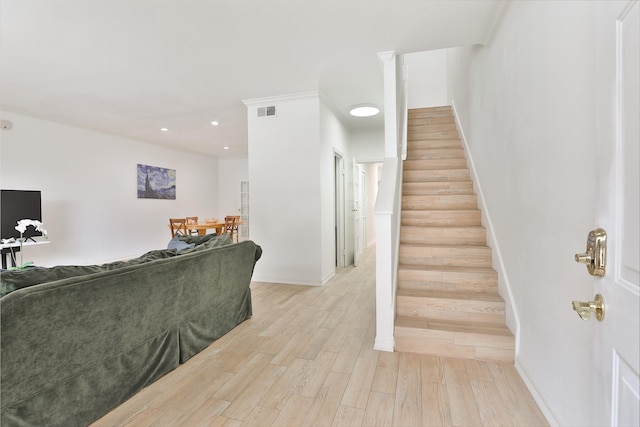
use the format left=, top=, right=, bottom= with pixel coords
left=185, top=220, right=244, bottom=236
left=186, top=221, right=226, bottom=236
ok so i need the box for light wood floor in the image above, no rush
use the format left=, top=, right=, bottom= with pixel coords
left=93, top=245, right=548, bottom=427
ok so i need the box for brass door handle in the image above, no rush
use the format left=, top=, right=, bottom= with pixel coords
left=572, top=294, right=605, bottom=321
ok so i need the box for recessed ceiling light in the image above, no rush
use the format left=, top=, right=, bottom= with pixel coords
left=211, top=121, right=220, bottom=126
left=349, top=105, right=380, bottom=117
left=223, top=146, right=229, bottom=150
left=160, top=127, right=169, bottom=132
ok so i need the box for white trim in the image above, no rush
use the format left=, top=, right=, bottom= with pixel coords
left=373, top=338, right=395, bottom=352
left=450, top=100, right=521, bottom=350
left=515, top=361, right=560, bottom=427
left=242, top=91, right=319, bottom=106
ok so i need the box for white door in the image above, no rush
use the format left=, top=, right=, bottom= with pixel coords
left=353, top=161, right=364, bottom=266
left=592, top=1, right=639, bottom=426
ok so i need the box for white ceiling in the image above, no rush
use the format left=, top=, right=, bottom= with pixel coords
left=0, top=0, right=506, bottom=158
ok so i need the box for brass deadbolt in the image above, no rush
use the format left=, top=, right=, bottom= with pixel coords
left=575, top=228, right=607, bottom=276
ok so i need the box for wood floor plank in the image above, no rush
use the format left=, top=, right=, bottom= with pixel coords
left=294, top=350, right=339, bottom=398
left=363, top=391, right=395, bottom=426
left=393, top=353, right=423, bottom=426
left=422, top=382, right=452, bottom=427
left=371, top=349, right=400, bottom=395
left=259, top=358, right=312, bottom=410
left=443, top=359, right=483, bottom=427
left=302, top=371, right=350, bottom=426
left=270, top=394, right=314, bottom=426
left=174, top=397, right=231, bottom=427
left=221, top=363, right=286, bottom=421
left=238, top=406, right=279, bottom=427
left=332, top=405, right=365, bottom=427
left=341, top=351, right=379, bottom=409
left=92, top=245, right=548, bottom=427
left=212, top=352, right=272, bottom=401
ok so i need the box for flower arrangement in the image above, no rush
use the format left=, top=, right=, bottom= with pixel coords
left=1, top=219, right=48, bottom=270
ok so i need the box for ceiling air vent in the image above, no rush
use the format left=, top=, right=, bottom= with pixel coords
left=257, top=105, right=277, bottom=118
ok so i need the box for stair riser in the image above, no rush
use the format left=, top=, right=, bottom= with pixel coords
left=408, top=140, right=461, bottom=150
left=408, top=116, right=455, bottom=126
left=404, top=159, right=467, bottom=170
left=399, top=246, right=492, bottom=268
left=401, top=210, right=481, bottom=227
left=398, top=270, right=498, bottom=293
left=408, top=110, right=453, bottom=119
left=403, top=182, right=473, bottom=196
left=403, top=169, right=470, bottom=183
left=408, top=123, right=457, bottom=133
left=406, top=148, right=465, bottom=160
left=396, top=295, right=505, bottom=324
left=394, top=328, right=514, bottom=363
left=402, top=195, right=477, bottom=210
left=409, top=130, right=460, bottom=140
left=400, top=227, right=486, bottom=245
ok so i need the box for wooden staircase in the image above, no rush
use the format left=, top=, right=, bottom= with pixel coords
left=394, top=106, right=515, bottom=363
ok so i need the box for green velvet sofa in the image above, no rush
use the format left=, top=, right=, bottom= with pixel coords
left=0, top=234, right=262, bottom=427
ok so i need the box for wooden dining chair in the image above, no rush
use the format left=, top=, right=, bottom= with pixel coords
left=169, top=218, right=188, bottom=238
left=224, top=215, right=240, bottom=242
left=186, top=216, right=199, bottom=235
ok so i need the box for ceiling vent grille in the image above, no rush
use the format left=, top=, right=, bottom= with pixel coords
left=257, top=106, right=277, bottom=118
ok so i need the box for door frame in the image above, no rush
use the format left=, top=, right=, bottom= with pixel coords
left=334, top=150, right=346, bottom=268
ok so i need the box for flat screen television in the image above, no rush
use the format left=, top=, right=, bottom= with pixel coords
left=1, top=190, right=43, bottom=240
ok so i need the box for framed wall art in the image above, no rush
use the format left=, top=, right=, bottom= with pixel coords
left=137, top=164, right=176, bottom=200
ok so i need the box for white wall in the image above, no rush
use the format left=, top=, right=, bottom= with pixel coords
left=217, top=158, right=248, bottom=220
left=404, top=49, right=448, bottom=109
left=446, top=2, right=599, bottom=425
left=0, top=111, right=218, bottom=266
left=246, top=93, right=324, bottom=285
left=350, top=129, right=384, bottom=163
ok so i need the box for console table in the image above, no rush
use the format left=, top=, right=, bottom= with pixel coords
left=1, top=239, right=50, bottom=269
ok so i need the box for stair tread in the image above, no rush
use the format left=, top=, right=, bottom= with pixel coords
left=401, top=225, right=485, bottom=229
left=395, top=315, right=512, bottom=336
left=402, top=209, right=481, bottom=214
left=400, top=243, right=490, bottom=248
left=399, top=243, right=492, bottom=254
left=398, top=264, right=497, bottom=274
left=397, top=288, right=504, bottom=302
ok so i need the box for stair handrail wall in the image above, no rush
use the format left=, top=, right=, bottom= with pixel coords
left=373, top=51, right=407, bottom=352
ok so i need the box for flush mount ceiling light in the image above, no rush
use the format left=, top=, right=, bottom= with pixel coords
left=211, top=121, right=220, bottom=126
left=349, top=105, right=380, bottom=117
left=160, top=127, right=169, bottom=132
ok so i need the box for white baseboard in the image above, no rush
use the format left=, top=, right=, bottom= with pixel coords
left=515, top=361, right=560, bottom=427
left=374, top=337, right=395, bottom=352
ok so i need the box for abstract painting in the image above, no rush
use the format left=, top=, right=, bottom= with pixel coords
left=137, top=164, right=176, bottom=199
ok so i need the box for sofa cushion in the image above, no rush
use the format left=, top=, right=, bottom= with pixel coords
left=99, top=248, right=178, bottom=270
left=0, top=249, right=178, bottom=297
left=1, top=264, right=103, bottom=297
left=177, top=234, right=232, bottom=255
left=177, top=234, right=220, bottom=246
left=167, top=237, right=196, bottom=251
